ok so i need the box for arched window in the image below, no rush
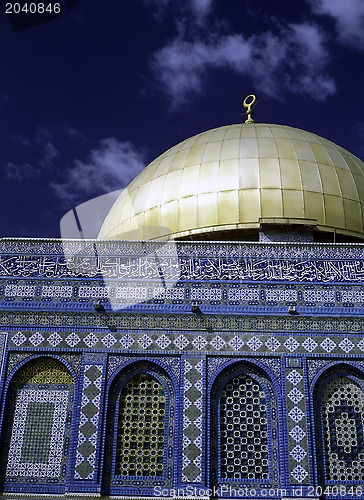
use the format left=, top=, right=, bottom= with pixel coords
left=115, top=373, right=166, bottom=478
left=316, top=373, right=364, bottom=484
left=210, top=364, right=280, bottom=491
left=220, top=373, right=269, bottom=481
left=0, top=357, right=75, bottom=493
left=103, top=363, right=176, bottom=495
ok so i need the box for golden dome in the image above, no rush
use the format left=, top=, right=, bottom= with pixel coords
left=98, top=123, right=364, bottom=241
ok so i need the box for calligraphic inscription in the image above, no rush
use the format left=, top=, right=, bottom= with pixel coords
left=0, top=254, right=364, bottom=283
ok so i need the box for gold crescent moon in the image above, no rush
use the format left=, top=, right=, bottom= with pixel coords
left=243, top=94, right=256, bottom=108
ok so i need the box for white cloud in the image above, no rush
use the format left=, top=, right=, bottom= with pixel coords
left=39, top=140, right=60, bottom=168
left=152, top=35, right=251, bottom=104
left=307, top=0, right=364, bottom=48
left=51, top=138, right=146, bottom=204
left=142, top=0, right=170, bottom=20
left=9, top=126, right=60, bottom=171
left=151, top=22, right=335, bottom=106
left=5, top=162, right=40, bottom=181
left=189, top=0, right=214, bottom=20
left=10, top=132, right=32, bottom=146
left=142, top=0, right=214, bottom=22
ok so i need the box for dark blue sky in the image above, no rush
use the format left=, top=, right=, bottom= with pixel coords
left=1, top=0, right=364, bottom=238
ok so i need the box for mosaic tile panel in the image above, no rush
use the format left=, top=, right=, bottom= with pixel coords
left=1, top=237, right=364, bottom=497
left=208, top=357, right=281, bottom=384
left=182, top=357, right=204, bottom=483
left=1, top=240, right=364, bottom=322
left=103, top=362, right=176, bottom=492
left=7, top=329, right=364, bottom=358
left=21, top=401, right=54, bottom=462
left=4, top=311, right=364, bottom=341
left=3, top=280, right=364, bottom=314
left=308, top=360, right=333, bottom=384
left=1, top=237, right=364, bottom=259
left=14, top=357, right=74, bottom=383
left=321, top=378, right=364, bottom=482
left=6, top=388, right=69, bottom=478
left=75, top=362, right=104, bottom=480
left=1, top=240, right=364, bottom=283
left=2, top=358, right=74, bottom=489
left=107, top=356, right=135, bottom=380
left=285, top=363, right=310, bottom=484
left=208, top=357, right=235, bottom=381
left=210, top=363, right=281, bottom=490
left=115, top=373, right=165, bottom=477
left=220, top=373, right=269, bottom=481
left=107, top=356, right=181, bottom=384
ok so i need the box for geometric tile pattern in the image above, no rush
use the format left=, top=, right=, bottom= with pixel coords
left=107, top=356, right=136, bottom=381
left=5, top=353, right=81, bottom=382
left=307, top=359, right=333, bottom=384
left=6, top=388, right=69, bottom=478
left=107, top=356, right=181, bottom=384
left=8, top=330, right=364, bottom=357
left=2, top=239, right=364, bottom=284
left=115, top=373, right=165, bottom=477
left=103, top=362, right=176, bottom=493
left=3, top=279, right=364, bottom=313
left=13, top=357, right=74, bottom=384
left=285, top=365, right=310, bottom=484
left=21, top=401, right=55, bottom=463
left=2, top=240, right=364, bottom=326
left=321, top=377, right=364, bottom=482
left=210, top=363, right=281, bottom=490
left=219, top=373, right=269, bottom=481
left=207, top=356, right=281, bottom=385
left=74, top=364, right=103, bottom=480
left=182, top=357, right=204, bottom=483
left=308, top=360, right=364, bottom=386
left=1, top=238, right=364, bottom=497
left=2, top=358, right=74, bottom=489
left=2, top=237, right=364, bottom=259
left=207, top=357, right=235, bottom=381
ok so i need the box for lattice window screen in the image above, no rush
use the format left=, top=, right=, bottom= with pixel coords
left=220, top=373, right=269, bottom=481
left=321, top=377, right=364, bottom=482
left=115, top=373, right=166, bottom=477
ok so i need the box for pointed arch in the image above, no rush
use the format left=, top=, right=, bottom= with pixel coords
left=209, top=362, right=281, bottom=491
left=102, top=361, right=177, bottom=495
left=0, top=356, right=75, bottom=494
left=313, top=365, right=364, bottom=485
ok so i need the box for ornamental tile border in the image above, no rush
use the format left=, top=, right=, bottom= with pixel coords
left=6, top=388, right=69, bottom=479
left=285, top=365, right=310, bottom=485
left=1, top=238, right=363, bottom=259
left=2, top=311, right=363, bottom=334
left=5, top=352, right=81, bottom=380
left=1, top=241, right=364, bottom=312
left=307, top=359, right=364, bottom=385
left=182, top=357, right=204, bottom=483
left=75, top=363, right=104, bottom=481
left=107, top=355, right=181, bottom=383
left=207, top=356, right=281, bottom=383
left=7, top=329, right=364, bottom=357
left=2, top=280, right=364, bottom=313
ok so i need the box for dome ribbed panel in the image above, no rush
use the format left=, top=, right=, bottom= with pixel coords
left=99, top=124, right=364, bottom=240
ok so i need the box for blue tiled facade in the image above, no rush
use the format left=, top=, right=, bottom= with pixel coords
left=0, top=238, right=363, bottom=499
